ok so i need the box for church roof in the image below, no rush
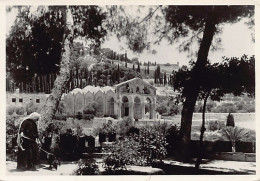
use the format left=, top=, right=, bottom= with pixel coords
left=115, top=77, right=156, bottom=90
left=70, top=85, right=115, bottom=94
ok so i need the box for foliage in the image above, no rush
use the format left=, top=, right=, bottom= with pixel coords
left=82, top=102, right=98, bottom=120
left=116, top=117, right=134, bottom=136
left=6, top=115, right=22, bottom=160
left=165, top=124, right=181, bottom=155
left=156, top=95, right=181, bottom=116
left=208, top=120, right=225, bottom=131
left=7, top=105, right=25, bottom=115
left=102, top=123, right=168, bottom=171
left=76, top=110, right=83, bottom=120
left=195, top=101, right=216, bottom=113
left=83, top=103, right=98, bottom=115
left=91, top=62, right=141, bottom=86
left=103, top=137, right=139, bottom=172
left=156, top=104, right=167, bottom=115
left=25, top=101, right=43, bottom=115
left=226, top=113, right=235, bottom=127
left=74, top=158, right=100, bottom=175
left=173, top=56, right=255, bottom=103
left=97, top=121, right=117, bottom=135
left=220, top=126, right=249, bottom=143
left=7, top=6, right=107, bottom=84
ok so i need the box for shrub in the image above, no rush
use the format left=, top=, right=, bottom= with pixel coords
left=102, top=124, right=168, bottom=171
left=7, top=105, right=26, bottom=115
left=98, top=122, right=117, bottom=135
left=6, top=115, right=21, bottom=161
left=103, top=136, right=141, bottom=172
left=165, top=124, right=181, bottom=156
left=76, top=110, right=83, bottom=120
left=74, top=158, right=100, bottom=175
left=226, top=113, right=235, bottom=127
left=116, top=117, right=134, bottom=136
left=54, top=114, right=67, bottom=121
left=168, top=104, right=179, bottom=116
left=208, top=120, right=225, bottom=131
left=220, top=126, right=250, bottom=152
left=156, top=104, right=167, bottom=115
left=25, top=101, right=41, bottom=114
left=138, top=125, right=168, bottom=164
left=83, top=103, right=98, bottom=116
left=83, top=114, right=94, bottom=120
left=127, top=126, right=140, bottom=136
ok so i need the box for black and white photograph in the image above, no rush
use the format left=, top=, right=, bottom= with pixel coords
left=2, top=2, right=258, bottom=178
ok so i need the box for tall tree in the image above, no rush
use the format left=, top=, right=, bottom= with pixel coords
left=105, top=5, right=254, bottom=151
left=137, top=62, right=140, bottom=73
left=7, top=6, right=107, bottom=135
left=173, top=55, right=255, bottom=167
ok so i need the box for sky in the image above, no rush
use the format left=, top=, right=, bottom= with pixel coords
left=101, top=20, right=255, bottom=66
left=6, top=6, right=255, bottom=66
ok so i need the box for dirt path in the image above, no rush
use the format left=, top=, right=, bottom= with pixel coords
left=6, top=161, right=78, bottom=175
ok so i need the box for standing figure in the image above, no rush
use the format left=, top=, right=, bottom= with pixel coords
left=16, top=112, right=41, bottom=171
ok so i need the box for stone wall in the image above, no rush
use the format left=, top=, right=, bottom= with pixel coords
left=6, top=92, right=48, bottom=106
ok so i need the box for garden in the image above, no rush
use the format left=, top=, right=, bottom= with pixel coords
left=6, top=101, right=256, bottom=175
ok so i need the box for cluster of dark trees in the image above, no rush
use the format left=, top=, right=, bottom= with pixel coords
left=154, top=65, right=175, bottom=86
left=143, top=61, right=156, bottom=66
left=6, top=73, right=57, bottom=94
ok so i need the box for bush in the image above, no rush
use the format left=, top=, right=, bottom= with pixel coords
left=116, top=117, right=134, bottom=136
left=102, top=123, right=168, bottom=171
left=59, top=129, right=80, bottom=161
left=83, top=114, right=94, bottom=120
left=208, top=120, right=225, bottom=131
left=74, top=158, right=100, bottom=175
left=76, top=110, right=83, bottom=120
left=83, top=103, right=98, bottom=116
left=103, top=136, right=141, bottom=172
left=226, top=113, right=235, bottom=127
left=25, top=101, right=41, bottom=115
left=168, top=104, right=179, bottom=116
left=156, top=104, right=167, bottom=115
left=165, top=124, right=181, bottom=156
left=7, top=105, right=26, bottom=115
left=98, top=122, right=117, bottom=135
left=54, top=114, right=67, bottom=121
left=6, top=115, right=22, bottom=160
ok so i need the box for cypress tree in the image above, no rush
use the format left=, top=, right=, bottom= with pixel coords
left=226, top=113, right=235, bottom=127
left=137, top=62, right=140, bottom=73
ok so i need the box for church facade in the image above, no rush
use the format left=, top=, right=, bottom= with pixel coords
left=63, top=78, right=157, bottom=121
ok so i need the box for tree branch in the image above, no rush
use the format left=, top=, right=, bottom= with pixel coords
left=138, top=5, right=162, bottom=24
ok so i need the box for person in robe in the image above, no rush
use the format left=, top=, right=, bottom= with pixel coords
left=16, top=112, right=41, bottom=171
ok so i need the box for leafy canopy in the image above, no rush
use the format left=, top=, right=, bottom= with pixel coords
left=6, top=6, right=107, bottom=83
left=173, top=55, right=255, bottom=102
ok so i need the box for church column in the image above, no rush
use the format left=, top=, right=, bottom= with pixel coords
left=152, top=103, right=156, bottom=120
left=104, top=93, right=107, bottom=115
left=129, top=101, right=134, bottom=118
left=118, top=101, right=121, bottom=120
left=141, top=103, right=145, bottom=120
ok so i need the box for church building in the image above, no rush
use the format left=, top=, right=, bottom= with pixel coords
left=63, top=78, right=157, bottom=121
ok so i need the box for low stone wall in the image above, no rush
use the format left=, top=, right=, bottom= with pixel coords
left=212, top=152, right=255, bottom=162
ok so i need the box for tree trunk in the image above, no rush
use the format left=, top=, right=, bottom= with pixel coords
left=195, top=92, right=210, bottom=169
left=179, top=15, right=216, bottom=158
left=39, top=7, right=74, bottom=136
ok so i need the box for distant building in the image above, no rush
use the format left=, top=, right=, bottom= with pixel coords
left=6, top=91, right=48, bottom=106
